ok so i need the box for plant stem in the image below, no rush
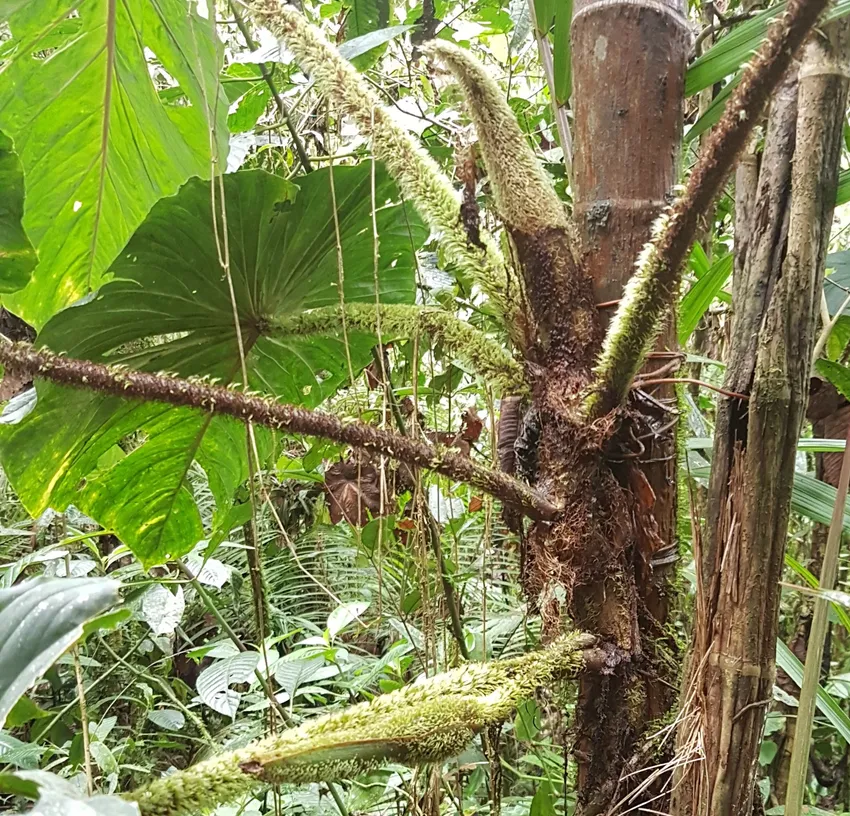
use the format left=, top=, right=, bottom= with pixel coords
left=371, top=347, right=470, bottom=660
left=229, top=2, right=313, bottom=173
left=0, top=342, right=558, bottom=522
left=73, top=646, right=94, bottom=795
left=785, top=419, right=850, bottom=813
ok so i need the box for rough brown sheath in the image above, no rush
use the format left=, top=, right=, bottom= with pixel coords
left=0, top=342, right=559, bottom=521
left=590, top=0, right=831, bottom=415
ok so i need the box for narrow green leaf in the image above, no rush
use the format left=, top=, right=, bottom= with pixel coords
left=784, top=553, right=850, bottom=633
left=690, top=465, right=850, bottom=535
left=679, top=253, right=733, bottom=344
left=533, top=0, right=556, bottom=31
left=685, top=78, right=737, bottom=144
left=686, top=0, right=850, bottom=97
left=837, top=168, right=850, bottom=206
left=552, top=1, right=572, bottom=105
left=0, top=578, right=120, bottom=727
left=338, top=25, right=413, bottom=60
left=776, top=639, right=850, bottom=743
left=688, top=437, right=850, bottom=453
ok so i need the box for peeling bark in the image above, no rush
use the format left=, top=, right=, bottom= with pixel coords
left=673, top=20, right=850, bottom=816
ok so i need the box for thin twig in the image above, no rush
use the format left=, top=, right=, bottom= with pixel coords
left=373, top=347, right=471, bottom=660
left=785, top=419, right=850, bottom=812
left=0, top=342, right=558, bottom=521
left=812, top=288, right=850, bottom=362
left=73, top=646, right=95, bottom=795
left=632, top=377, right=749, bottom=401
left=230, top=2, right=313, bottom=172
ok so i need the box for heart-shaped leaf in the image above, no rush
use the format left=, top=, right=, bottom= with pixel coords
left=0, top=578, right=121, bottom=727
left=0, top=165, right=425, bottom=567
left=0, top=0, right=228, bottom=327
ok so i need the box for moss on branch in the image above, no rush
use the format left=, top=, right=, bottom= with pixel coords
left=273, top=303, right=528, bottom=395
left=0, top=342, right=558, bottom=520
left=586, top=0, right=829, bottom=418
left=422, top=41, right=569, bottom=237
left=253, top=2, right=522, bottom=338
left=125, top=633, right=598, bottom=816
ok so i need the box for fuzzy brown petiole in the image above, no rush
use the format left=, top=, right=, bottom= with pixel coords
left=0, top=342, right=558, bottom=521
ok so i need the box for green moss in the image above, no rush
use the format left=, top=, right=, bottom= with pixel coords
left=126, top=633, right=594, bottom=816
left=423, top=42, right=569, bottom=236
left=253, top=2, right=522, bottom=337
left=585, top=212, right=675, bottom=417
left=274, top=303, right=528, bottom=395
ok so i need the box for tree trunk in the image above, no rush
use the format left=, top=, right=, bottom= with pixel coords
left=566, top=3, right=689, bottom=811
left=672, top=20, right=850, bottom=816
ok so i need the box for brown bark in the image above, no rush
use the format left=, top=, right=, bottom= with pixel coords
left=673, top=20, right=850, bottom=816
left=568, top=1, right=689, bottom=811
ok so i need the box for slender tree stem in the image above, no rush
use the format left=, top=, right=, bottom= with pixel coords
left=0, top=342, right=557, bottom=521
left=371, top=346, right=471, bottom=660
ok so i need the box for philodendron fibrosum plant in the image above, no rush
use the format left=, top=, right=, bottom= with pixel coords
left=0, top=0, right=832, bottom=812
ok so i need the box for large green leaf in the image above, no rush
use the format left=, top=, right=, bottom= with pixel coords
left=345, top=0, right=391, bottom=68
left=0, top=133, right=35, bottom=294
left=0, top=578, right=120, bottom=727
left=346, top=0, right=391, bottom=38
left=0, top=0, right=228, bottom=328
left=0, top=166, right=425, bottom=567
left=817, top=358, right=850, bottom=400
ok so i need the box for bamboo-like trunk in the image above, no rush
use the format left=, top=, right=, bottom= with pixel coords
left=569, top=3, right=689, bottom=811
left=672, top=20, right=850, bottom=816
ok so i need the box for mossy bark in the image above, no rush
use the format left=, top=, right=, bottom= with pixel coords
left=672, top=20, right=850, bottom=815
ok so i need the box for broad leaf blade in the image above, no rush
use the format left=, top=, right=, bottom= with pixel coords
left=0, top=166, right=425, bottom=567
left=0, top=0, right=228, bottom=327
left=0, top=133, right=36, bottom=294
left=0, top=578, right=121, bottom=727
